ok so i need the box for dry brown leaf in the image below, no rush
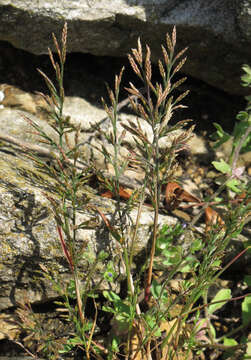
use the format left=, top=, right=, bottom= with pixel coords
left=165, top=182, right=200, bottom=211
left=130, top=329, right=148, bottom=360
left=204, top=206, right=225, bottom=233
left=159, top=319, right=193, bottom=360
left=236, top=191, right=251, bottom=204
left=101, top=186, right=133, bottom=200
left=165, top=182, right=183, bottom=210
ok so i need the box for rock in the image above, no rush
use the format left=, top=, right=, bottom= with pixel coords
left=0, top=145, right=178, bottom=311
left=215, top=137, right=251, bottom=168
left=187, top=134, right=208, bottom=157
left=0, top=84, right=49, bottom=116
left=0, top=100, right=180, bottom=312
left=0, top=1, right=250, bottom=94
left=0, top=314, right=20, bottom=341
left=0, top=85, right=211, bottom=168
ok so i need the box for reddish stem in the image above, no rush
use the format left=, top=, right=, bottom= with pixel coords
left=57, top=225, right=74, bottom=272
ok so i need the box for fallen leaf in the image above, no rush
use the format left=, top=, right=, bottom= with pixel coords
left=100, top=190, right=113, bottom=199
left=165, top=182, right=200, bottom=211
left=205, top=206, right=225, bottom=233
left=130, top=326, right=147, bottom=360
left=101, top=186, right=133, bottom=200
left=159, top=319, right=193, bottom=360
left=165, top=182, right=183, bottom=210
left=236, top=192, right=251, bottom=204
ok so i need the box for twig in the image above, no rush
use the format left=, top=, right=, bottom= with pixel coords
left=10, top=340, right=39, bottom=359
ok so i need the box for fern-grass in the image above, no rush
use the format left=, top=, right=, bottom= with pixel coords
left=13, top=23, right=251, bottom=360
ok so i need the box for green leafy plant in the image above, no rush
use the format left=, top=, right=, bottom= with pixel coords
left=211, top=64, right=251, bottom=194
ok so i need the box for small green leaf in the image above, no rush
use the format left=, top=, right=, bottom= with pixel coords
left=244, top=338, right=251, bottom=359
left=244, top=275, right=251, bottom=287
left=98, top=250, right=109, bottom=261
left=211, top=123, right=231, bottom=148
left=241, top=65, right=251, bottom=87
left=111, top=336, right=120, bottom=353
left=162, top=246, right=182, bottom=265
left=226, top=178, right=242, bottom=193
left=236, top=111, right=249, bottom=122
left=103, top=290, right=121, bottom=302
left=69, top=336, right=83, bottom=346
left=223, top=337, right=238, bottom=346
left=242, top=64, right=251, bottom=76
left=144, top=313, right=162, bottom=337
left=213, top=123, right=227, bottom=138
left=180, top=255, right=199, bottom=273
left=209, top=322, right=216, bottom=339
left=242, top=295, right=251, bottom=326
left=179, top=263, right=192, bottom=273
left=212, top=260, right=221, bottom=268
left=151, top=278, right=168, bottom=302
left=151, top=278, right=162, bottom=299
left=102, top=305, right=115, bottom=314
left=190, top=238, right=203, bottom=253
left=212, top=159, right=231, bottom=174
left=232, top=121, right=251, bottom=151
left=208, top=289, right=231, bottom=314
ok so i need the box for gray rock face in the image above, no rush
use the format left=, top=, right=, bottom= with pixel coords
left=0, top=0, right=250, bottom=94
left=0, top=96, right=181, bottom=312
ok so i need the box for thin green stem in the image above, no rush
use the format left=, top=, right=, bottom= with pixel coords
left=145, top=134, right=160, bottom=302
left=202, top=290, right=215, bottom=343
left=129, top=181, right=147, bottom=270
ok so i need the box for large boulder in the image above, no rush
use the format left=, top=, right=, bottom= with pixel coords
left=0, top=0, right=250, bottom=94
left=0, top=143, right=177, bottom=311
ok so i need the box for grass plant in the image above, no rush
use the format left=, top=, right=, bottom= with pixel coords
left=14, top=23, right=251, bottom=360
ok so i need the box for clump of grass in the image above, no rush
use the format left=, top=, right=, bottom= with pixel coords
left=14, top=23, right=251, bottom=360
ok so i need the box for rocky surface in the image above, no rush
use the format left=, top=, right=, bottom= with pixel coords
left=0, top=84, right=211, bottom=168
left=0, top=0, right=251, bottom=94
left=0, top=89, right=182, bottom=331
